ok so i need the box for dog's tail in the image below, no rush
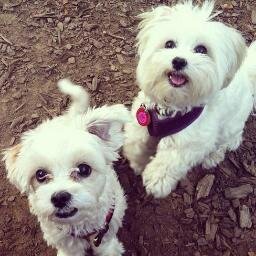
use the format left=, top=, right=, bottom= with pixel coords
left=57, top=79, right=89, bottom=116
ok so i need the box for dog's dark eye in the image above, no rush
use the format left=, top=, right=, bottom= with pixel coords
left=165, top=40, right=176, bottom=49
left=36, top=169, right=48, bottom=183
left=194, top=45, right=208, bottom=54
left=77, top=164, right=91, bottom=178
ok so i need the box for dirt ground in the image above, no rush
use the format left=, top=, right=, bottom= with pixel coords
left=0, top=0, right=256, bottom=255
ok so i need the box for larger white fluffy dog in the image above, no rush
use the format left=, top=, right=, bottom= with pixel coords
left=3, top=79, right=129, bottom=256
left=124, top=1, right=256, bottom=198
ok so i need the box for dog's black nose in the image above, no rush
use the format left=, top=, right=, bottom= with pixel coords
left=172, top=57, right=187, bottom=71
left=51, top=191, right=72, bottom=208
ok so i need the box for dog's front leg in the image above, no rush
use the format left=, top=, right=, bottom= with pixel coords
left=56, top=242, right=87, bottom=256
left=124, top=121, right=158, bottom=175
left=93, top=236, right=124, bottom=256
left=142, top=141, right=206, bottom=198
left=123, top=92, right=158, bottom=175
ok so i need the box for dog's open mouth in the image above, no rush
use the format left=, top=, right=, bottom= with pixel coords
left=168, top=71, right=188, bottom=87
left=55, top=207, right=78, bottom=219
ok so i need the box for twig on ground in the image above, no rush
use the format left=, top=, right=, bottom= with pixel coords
left=33, top=13, right=57, bottom=19
left=14, top=102, right=26, bottom=113
left=0, top=63, right=17, bottom=87
left=0, top=34, right=13, bottom=45
left=103, top=31, right=125, bottom=40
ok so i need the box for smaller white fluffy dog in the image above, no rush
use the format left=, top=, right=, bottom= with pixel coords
left=3, top=79, right=129, bottom=256
left=124, top=1, right=256, bottom=198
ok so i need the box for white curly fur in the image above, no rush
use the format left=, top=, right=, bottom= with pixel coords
left=3, top=79, right=130, bottom=256
left=124, top=1, right=256, bottom=198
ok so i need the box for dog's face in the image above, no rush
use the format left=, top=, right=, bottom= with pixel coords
left=3, top=80, right=129, bottom=225
left=137, top=1, right=246, bottom=109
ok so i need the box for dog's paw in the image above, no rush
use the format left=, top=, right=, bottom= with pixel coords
left=142, top=167, right=177, bottom=198
left=202, top=149, right=225, bottom=169
left=94, top=237, right=124, bottom=256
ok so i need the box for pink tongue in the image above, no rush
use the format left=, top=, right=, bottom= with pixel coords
left=170, top=74, right=186, bottom=86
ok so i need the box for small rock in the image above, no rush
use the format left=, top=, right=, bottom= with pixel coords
left=90, top=38, right=103, bottom=49
left=183, top=193, right=192, bottom=205
left=10, top=116, right=25, bottom=129
left=184, top=208, right=195, bottom=219
left=215, top=234, right=221, bottom=250
left=1, top=201, right=8, bottom=206
left=239, top=205, right=252, bottom=228
left=110, top=64, right=118, bottom=71
left=64, top=17, right=71, bottom=23
left=57, top=22, right=64, bottom=32
left=120, top=19, right=129, bottom=27
left=89, top=76, right=99, bottom=91
left=31, top=113, right=39, bottom=119
left=252, top=10, right=256, bottom=25
left=197, top=202, right=210, bottom=214
left=205, top=218, right=218, bottom=241
left=83, top=22, right=98, bottom=32
left=139, top=235, right=143, bottom=245
left=68, top=23, right=77, bottom=30
left=234, top=227, right=242, bottom=238
left=66, top=44, right=72, bottom=50
left=47, top=18, right=53, bottom=23
left=117, top=54, right=125, bottom=65
left=196, top=174, right=215, bottom=200
left=232, top=199, right=240, bottom=208
left=7, top=196, right=15, bottom=202
left=180, top=218, right=193, bottom=224
left=221, top=3, right=233, bottom=9
left=115, top=47, right=122, bottom=53
left=1, top=43, right=7, bottom=52
left=122, top=68, right=132, bottom=74
left=18, top=77, right=26, bottom=84
left=212, top=195, right=220, bottom=209
left=197, top=237, right=207, bottom=246
left=228, top=208, right=237, bottom=222
left=7, top=46, right=15, bottom=55
left=9, top=137, right=16, bottom=146
left=223, top=251, right=231, bottom=256
left=220, top=166, right=232, bottom=177
left=224, top=184, right=253, bottom=199
left=23, top=57, right=31, bottom=62
left=5, top=216, right=12, bottom=223
left=68, top=57, right=76, bottom=64
left=180, top=177, right=194, bottom=195
left=12, top=91, right=22, bottom=99
left=221, top=228, right=234, bottom=238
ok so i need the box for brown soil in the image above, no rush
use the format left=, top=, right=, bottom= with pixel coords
left=0, top=1, right=256, bottom=256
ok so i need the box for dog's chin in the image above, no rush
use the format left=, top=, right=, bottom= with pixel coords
left=50, top=207, right=79, bottom=223
left=167, top=71, right=188, bottom=88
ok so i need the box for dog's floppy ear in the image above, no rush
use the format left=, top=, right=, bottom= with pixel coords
left=2, top=144, right=26, bottom=193
left=84, top=104, right=130, bottom=153
left=214, top=24, right=246, bottom=87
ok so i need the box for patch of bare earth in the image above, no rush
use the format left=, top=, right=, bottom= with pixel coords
left=0, top=0, right=256, bottom=255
